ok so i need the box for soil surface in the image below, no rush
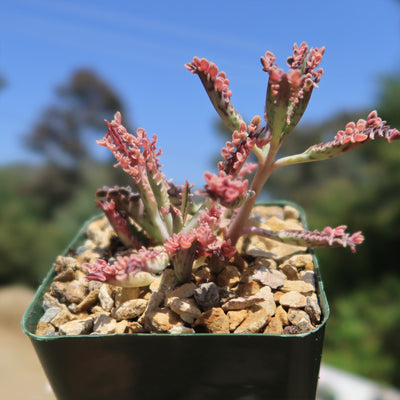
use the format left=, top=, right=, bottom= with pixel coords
left=0, top=285, right=55, bottom=400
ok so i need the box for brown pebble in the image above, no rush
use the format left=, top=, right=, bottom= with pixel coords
left=194, top=307, right=229, bottom=334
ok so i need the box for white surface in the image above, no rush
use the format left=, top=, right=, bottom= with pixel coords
left=318, top=364, right=400, bottom=400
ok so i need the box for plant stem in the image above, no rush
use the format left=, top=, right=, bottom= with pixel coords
left=226, top=144, right=279, bottom=244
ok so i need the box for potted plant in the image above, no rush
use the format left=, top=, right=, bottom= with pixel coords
left=22, top=42, right=399, bottom=400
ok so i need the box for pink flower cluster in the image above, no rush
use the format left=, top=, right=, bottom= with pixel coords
left=287, top=42, right=325, bottom=85
left=307, top=111, right=400, bottom=156
left=261, top=42, right=324, bottom=101
left=219, top=117, right=261, bottom=176
left=97, top=112, right=164, bottom=186
left=164, top=206, right=235, bottom=261
left=185, top=57, right=232, bottom=103
left=334, top=111, right=400, bottom=145
left=203, top=171, right=250, bottom=209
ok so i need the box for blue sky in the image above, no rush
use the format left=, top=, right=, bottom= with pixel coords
left=1, top=0, right=400, bottom=186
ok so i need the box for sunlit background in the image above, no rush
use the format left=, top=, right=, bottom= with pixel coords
left=1, top=0, right=400, bottom=398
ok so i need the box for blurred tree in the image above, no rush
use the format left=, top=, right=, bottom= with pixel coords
left=24, top=69, right=132, bottom=216
left=27, top=69, right=130, bottom=167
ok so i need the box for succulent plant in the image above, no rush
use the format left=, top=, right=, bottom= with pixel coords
left=84, top=42, right=399, bottom=288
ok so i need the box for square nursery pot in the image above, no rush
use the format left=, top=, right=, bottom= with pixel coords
left=22, top=201, right=329, bottom=400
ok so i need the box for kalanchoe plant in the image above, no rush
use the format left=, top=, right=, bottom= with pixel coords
left=84, top=42, right=400, bottom=288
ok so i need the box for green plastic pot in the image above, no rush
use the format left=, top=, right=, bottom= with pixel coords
left=22, top=201, right=329, bottom=400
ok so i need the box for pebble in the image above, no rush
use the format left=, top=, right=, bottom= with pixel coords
left=240, top=215, right=306, bottom=260
left=169, top=326, right=195, bottom=335
left=115, top=320, right=129, bottom=334
left=227, top=310, right=248, bottom=331
left=275, top=305, right=289, bottom=326
left=237, top=281, right=262, bottom=297
left=50, top=281, right=68, bottom=302
left=167, top=297, right=201, bottom=324
left=192, top=265, right=213, bottom=284
left=283, top=205, right=300, bottom=220
left=35, top=321, right=56, bottom=336
left=265, top=215, right=303, bottom=231
left=64, top=280, right=88, bottom=304
left=146, top=307, right=184, bottom=333
left=42, top=293, right=62, bottom=310
left=88, top=281, right=102, bottom=292
left=283, top=319, right=314, bottom=334
left=222, top=295, right=265, bottom=311
left=55, top=255, right=77, bottom=271
left=114, top=287, right=141, bottom=307
left=165, top=282, right=196, bottom=305
left=287, top=254, right=314, bottom=271
left=217, top=265, right=241, bottom=288
left=126, top=321, right=146, bottom=333
left=40, top=306, right=63, bottom=323
left=194, top=308, right=230, bottom=334
left=253, top=259, right=277, bottom=275
left=279, top=263, right=299, bottom=280
left=53, top=268, right=75, bottom=282
left=59, top=318, right=93, bottom=335
left=251, top=205, right=285, bottom=221
left=234, top=305, right=271, bottom=334
left=280, top=280, right=315, bottom=295
left=296, top=319, right=314, bottom=333
left=193, top=282, right=220, bottom=311
left=112, top=299, right=148, bottom=321
left=93, top=314, right=117, bottom=334
left=300, top=270, right=316, bottom=287
left=279, top=291, right=307, bottom=308
left=251, top=267, right=286, bottom=289
left=99, top=284, right=114, bottom=312
left=256, top=286, right=276, bottom=316
left=273, top=291, right=284, bottom=303
left=149, top=276, right=162, bottom=292
left=287, top=308, right=311, bottom=326
left=50, top=307, right=75, bottom=328
left=85, top=217, right=114, bottom=248
left=263, top=317, right=283, bottom=335
left=75, top=289, right=100, bottom=312
left=305, top=296, right=322, bottom=324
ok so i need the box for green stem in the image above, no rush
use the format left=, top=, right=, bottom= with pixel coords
left=226, top=144, right=279, bottom=245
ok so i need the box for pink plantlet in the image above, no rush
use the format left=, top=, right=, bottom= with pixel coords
left=96, top=199, right=140, bottom=249
left=274, top=111, right=400, bottom=168
left=164, top=231, right=197, bottom=254
left=203, top=171, right=254, bottom=209
left=84, top=248, right=170, bottom=287
left=185, top=57, right=243, bottom=132
left=242, top=225, right=364, bottom=253
left=220, top=116, right=263, bottom=176
left=262, top=42, right=325, bottom=139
